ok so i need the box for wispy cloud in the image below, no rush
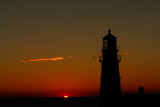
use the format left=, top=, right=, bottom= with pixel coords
left=123, top=53, right=130, bottom=55
left=20, top=57, right=64, bottom=62
left=68, top=56, right=72, bottom=58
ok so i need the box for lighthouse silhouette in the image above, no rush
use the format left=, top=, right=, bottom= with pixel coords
left=99, top=29, right=122, bottom=107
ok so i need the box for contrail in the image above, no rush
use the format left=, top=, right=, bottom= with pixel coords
left=20, top=57, right=64, bottom=62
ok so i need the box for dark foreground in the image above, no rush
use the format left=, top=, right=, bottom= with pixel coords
left=0, top=97, right=98, bottom=107
left=0, top=94, right=160, bottom=107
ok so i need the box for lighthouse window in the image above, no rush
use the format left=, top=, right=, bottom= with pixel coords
left=103, top=40, right=107, bottom=50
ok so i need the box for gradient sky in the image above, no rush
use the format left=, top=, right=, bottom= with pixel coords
left=1, top=0, right=160, bottom=97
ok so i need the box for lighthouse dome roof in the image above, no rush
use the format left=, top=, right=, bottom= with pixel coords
left=103, top=29, right=116, bottom=40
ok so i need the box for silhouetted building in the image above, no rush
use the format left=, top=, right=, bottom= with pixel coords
left=139, top=87, right=144, bottom=95
left=99, top=29, right=122, bottom=107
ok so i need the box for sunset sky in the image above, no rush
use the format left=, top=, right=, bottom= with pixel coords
left=1, top=0, right=160, bottom=97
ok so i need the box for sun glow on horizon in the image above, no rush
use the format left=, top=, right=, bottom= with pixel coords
left=64, top=95, right=69, bottom=98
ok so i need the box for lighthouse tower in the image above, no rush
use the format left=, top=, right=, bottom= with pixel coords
left=99, top=29, right=122, bottom=107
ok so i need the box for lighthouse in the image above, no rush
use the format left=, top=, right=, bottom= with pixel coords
left=99, top=29, right=122, bottom=107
